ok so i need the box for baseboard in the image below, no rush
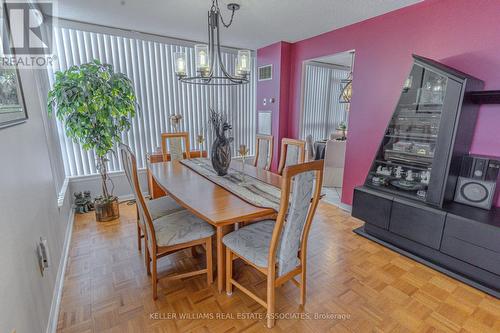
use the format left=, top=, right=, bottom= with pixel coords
left=46, top=210, right=75, bottom=333
left=57, top=177, right=70, bottom=208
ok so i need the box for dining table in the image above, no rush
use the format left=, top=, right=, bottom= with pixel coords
left=149, top=159, right=281, bottom=292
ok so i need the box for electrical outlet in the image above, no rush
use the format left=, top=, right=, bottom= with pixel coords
left=37, top=237, right=50, bottom=276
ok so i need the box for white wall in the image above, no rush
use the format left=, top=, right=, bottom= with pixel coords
left=0, top=68, right=73, bottom=333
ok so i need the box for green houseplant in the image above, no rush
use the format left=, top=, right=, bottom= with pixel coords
left=48, top=59, right=137, bottom=221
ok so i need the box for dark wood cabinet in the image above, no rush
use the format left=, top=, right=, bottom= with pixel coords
left=389, top=199, right=446, bottom=249
left=352, top=55, right=500, bottom=297
left=352, top=187, right=392, bottom=230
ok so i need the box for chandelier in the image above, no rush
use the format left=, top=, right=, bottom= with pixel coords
left=174, top=0, right=251, bottom=86
left=339, top=51, right=355, bottom=104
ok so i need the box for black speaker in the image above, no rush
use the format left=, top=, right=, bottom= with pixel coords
left=472, top=158, right=488, bottom=179
left=485, top=160, right=500, bottom=181
left=454, top=177, right=496, bottom=210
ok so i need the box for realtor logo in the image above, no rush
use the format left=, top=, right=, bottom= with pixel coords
left=1, top=1, right=55, bottom=67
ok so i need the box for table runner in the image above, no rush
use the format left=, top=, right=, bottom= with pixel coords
left=180, top=158, right=281, bottom=211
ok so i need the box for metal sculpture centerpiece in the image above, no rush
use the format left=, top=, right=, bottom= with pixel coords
left=174, top=0, right=251, bottom=86
left=209, top=109, right=233, bottom=176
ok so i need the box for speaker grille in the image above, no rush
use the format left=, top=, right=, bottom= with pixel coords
left=460, top=182, right=488, bottom=202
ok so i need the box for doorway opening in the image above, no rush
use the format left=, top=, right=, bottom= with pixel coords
left=299, top=50, right=355, bottom=209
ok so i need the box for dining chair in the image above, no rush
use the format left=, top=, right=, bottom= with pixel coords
left=223, top=160, right=324, bottom=328
left=120, top=144, right=215, bottom=300
left=253, top=134, right=274, bottom=171
left=277, top=138, right=306, bottom=175
left=161, top=132, right=191, bottom=162
left=120, top=145, right=185, bottom=252
left=305, top=134, right=314, bottom=162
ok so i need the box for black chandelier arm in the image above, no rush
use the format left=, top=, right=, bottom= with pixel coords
left=178, top=75, right=249, bottom=86
left=211, top=0, right=236, bottom=28
left=179, top=0, right=248, bottom=86
left=214, top=16, right=243, bottom=82
left=207, top=10, right=216, bottom=77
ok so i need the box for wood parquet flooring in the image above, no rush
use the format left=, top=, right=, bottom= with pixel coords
left=57, top=202, right=500, bottom=333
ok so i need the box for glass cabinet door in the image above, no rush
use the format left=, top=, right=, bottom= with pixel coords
left=366, top=64, right=449, bottom=201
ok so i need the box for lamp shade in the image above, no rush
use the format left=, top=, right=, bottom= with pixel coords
left=237, top=50, right=251, bottom=74
left=174, top=52, right=187, bottom=77
left=195, top=44, right=209, bottom=75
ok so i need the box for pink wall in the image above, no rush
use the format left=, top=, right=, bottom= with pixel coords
left=258, top=0, right=500, bottom=206
left=256, top=42, right=292, bottom=171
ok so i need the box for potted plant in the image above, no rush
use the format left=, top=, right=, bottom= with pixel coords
left=48, top=59, right=137, bottom=222
left=337, top=122, right=347, bottom=141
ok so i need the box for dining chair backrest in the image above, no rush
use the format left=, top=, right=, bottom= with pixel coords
left=269, top=160, right=324, bottom=276
left=119, top=144, right=157, bottom=246
left=161, top=132, right=191, bottom=162
left=305, top=134, right=314, bottom=161
left=277, top=138, right=306, bottom=175
left=254, top=134, right=274, bottom=171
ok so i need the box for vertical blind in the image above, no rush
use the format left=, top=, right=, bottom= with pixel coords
left=48, top=23, right=256, bottom=177
left=300, top=63, right=349, bottom=141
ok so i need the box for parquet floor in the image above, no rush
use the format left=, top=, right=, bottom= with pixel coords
left=57, top=202, right=500, bottom=333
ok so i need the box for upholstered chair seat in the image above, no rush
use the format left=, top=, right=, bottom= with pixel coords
left=224, top=160, right=324, bottom=328
left=153, top=210, right=215, bottom=247
left=147, top=196, right=184, bottom=220
left=223, top=220, right=275, bottom=268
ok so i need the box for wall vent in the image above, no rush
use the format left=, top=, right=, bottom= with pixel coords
left=258, top=65, right=273, bottom=81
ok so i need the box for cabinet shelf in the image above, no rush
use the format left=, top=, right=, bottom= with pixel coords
left=374, top=159, right=431, bottom=172
left=469, top=90, right=500, bottom=104
left=385, top=134, right=437, bottom=142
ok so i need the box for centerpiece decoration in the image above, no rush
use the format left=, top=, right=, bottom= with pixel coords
left=169, top=114, right=183, bottom=132
left=209, top=108, right=233, bottom=176
left=48, top=59, right=137, bottom=222
left=196, top=131, right=206, bottom=155
left=238, top=144, right=249, bottom=184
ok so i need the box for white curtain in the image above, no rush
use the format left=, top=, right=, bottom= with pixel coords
left=300, top=63, right=349, bottom=141
left=48, top=22, right=256, bottom=177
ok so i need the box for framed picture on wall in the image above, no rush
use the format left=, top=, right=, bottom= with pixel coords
left=257, top=110, right=272, bottom=135
left=0, top=2, right=28, bottom=129
left=0, top=67, right=28, bottom=129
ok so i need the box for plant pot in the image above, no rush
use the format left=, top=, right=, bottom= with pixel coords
left=94, top=196, right=120, bottom=222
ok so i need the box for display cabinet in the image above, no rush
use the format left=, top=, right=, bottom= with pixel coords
left=352, top=55, right=500, bottom=297
left=365, top=55, right=483, bottom=207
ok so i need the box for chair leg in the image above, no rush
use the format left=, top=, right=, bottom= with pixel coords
left=136, top=207, right=141, bottom=251
left=152, top=254, right=158, bottom=300
left=145, top=244, right=151, bottom=276
left=137, top=223, right=142, bottom=251
left=267, top=273, right=276, bottom=328
left=300, top=265, right=306, bottom=306
left=206, top=238, right=213, bottom=285
left=225, top=247, right=232, bottom=295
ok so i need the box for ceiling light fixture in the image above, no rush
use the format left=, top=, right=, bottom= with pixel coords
left=174, top=0, right=251, bottom=86
left=339, top=51, right=355, bottom=104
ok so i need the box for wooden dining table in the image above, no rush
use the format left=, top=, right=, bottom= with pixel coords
left=149, top=159, right=281, bottom=292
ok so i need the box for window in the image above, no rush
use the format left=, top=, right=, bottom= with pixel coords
left=48, top=21, right=256, bottom=177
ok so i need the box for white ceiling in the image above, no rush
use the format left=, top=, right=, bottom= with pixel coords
left=54, top=0, right=422, bottom=50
